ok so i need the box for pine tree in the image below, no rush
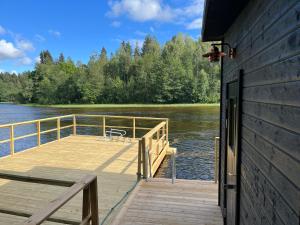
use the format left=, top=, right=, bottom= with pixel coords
left=58, top=53, right=65, bottom=63
left=40, top=50, right=53, bottom=64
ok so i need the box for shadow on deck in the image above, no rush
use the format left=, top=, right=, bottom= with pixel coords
left=0, top=135, right=139, bottom=224
left=0, top=114, right=222, bottom=225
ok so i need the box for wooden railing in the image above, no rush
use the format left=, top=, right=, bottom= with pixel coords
left=0, top=172, right=98, bottom=225
left=74, top=114, right=168, bottom=139
left=214, top=136, right=220, bottom=183
left=0, top=115, right=74, bottom=156
left=0, top=114, right=168, bottom=157
left=22, top=174, right=98, bottom=225
left=138, top=121, right=169, bottom=179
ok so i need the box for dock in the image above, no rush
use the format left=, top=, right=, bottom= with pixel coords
left=112, top=178, right=223, bottom=225
left=0, top=114, right=223, bottom=225
left=0, top=135, right=139, bottom=224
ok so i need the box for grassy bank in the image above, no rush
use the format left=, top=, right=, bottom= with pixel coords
left=23, top=103, right=220, bottom=108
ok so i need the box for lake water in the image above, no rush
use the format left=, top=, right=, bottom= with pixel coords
left=0, top=103, right=219, bottom=180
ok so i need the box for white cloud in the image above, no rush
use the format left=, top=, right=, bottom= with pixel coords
left=0, top=25, right=6, bottom=35
left=16, top=38, right=35, bottom=51
left=135, top=30, right=147, bottom=36
left=107, top=0, right=204, bottom=26
left=111, top=21, right=121, bottom=27
left=48, top=29, right=61, bottom=37
left=129, top=39, right=144, bottom=49
left=18, top=56, right=32, bottom=65
left=35, top=56, right=41, bottom=63
left=107, top=0, right=174, bottom=22
left=0, top=39, right=23, bottom=60
left=150, top=26, right=155, bottom=32
left=186, top=18, right=202, bottom=30
left=181, top=0, right=204, bottom=17
left=35, top=34, right=46, bottom=42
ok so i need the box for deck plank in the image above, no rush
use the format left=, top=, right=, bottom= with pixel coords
left=112, top=178, right=223, bottom=225
left=0, top=135, right=139, bottom=224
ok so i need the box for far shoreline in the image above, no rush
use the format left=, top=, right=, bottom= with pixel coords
left=21, top=103, right=220, bottom=108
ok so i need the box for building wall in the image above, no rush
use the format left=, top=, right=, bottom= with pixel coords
left=220, top=0, right=300, bottom=224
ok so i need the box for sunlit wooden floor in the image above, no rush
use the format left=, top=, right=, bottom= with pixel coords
left=112, top=178, right=223, bottom=225
left=0, top=135, right=139, bottom=224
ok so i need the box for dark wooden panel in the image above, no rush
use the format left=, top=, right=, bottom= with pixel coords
left=243, top=101, right=300, bottom=134
left=224, top=1, right=300, bottom=74
left=239, top=179, right=265, bottom=225
left=241, top=151, right=299, bottom=225
left=240, top=177, right=282, bottom=225
left=243, top=81, right=300, bottom=107
left=241, top=139, right=300, bottom=215
left=224, top=0, right=267, bottom=47
left=243, top=55, right=300, bottom=87
left=242, top=126, right=300, bottom=188
left=242, top=113, right=300, bottom=162
left=224, top=28, right=300, bottom=83
left=240, top=28, right=300, bottom=74
left=220, top=0, right=300, bottom=224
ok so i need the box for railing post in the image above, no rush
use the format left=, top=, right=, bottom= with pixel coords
left=137, top=140, right=142, bottom=181
left=214, top=137, right=219, bottom=183
left=10, top=125, right=14, bottom=155
left=82, top=187, right=90, bottom=221
left=90, top=178, right=99, bottom=225
left=133, top=117, right=136, bottom=139
left=162, top=123, right=166, bottom=147
left=37, top=121, right=41, bottom=146
left=57, top=118, right=61, bottom=140
left=73, top=115, right=77, bottom=135
left=142, top=137, right=148, bottom=179
left=156, top=129, right=159, bottom=156
left=166, top=119, right=169, bottom=142
left=172, top=148, right=176, bottom=184
left=103, top=116, right=106, bottom=137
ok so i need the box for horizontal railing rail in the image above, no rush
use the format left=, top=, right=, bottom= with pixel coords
left=22, top=174, right=99, bottom=225
left=0, top=114, right=169, bottom=158
left=0, top=115, right=74, bottom=156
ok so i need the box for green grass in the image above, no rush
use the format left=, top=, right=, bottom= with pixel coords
left=23, top=103, right=220, bottom=108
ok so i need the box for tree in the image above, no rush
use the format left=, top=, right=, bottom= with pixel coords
left=58, top=53, right=65, bottom=63
left=40, top=50, right=53, bottom=64
left=0, top=34, right=220, bottom=104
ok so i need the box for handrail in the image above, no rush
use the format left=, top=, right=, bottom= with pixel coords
left=0, top=115, right=74, bottom=128
left=0, top=114, right=168, bottom=158
left=74, top=114, right=168, bottom=121
left=22, top=174, right=98, bottom=225
left=139, top=121, right=169, bottom=179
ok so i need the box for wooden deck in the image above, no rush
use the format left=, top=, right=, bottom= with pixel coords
left=112, top=178, right=223, bottom=225
left=0, top=114, right=222, bottom=225
left=0, top=135, right=139, bottom=224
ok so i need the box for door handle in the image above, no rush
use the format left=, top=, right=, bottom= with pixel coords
left=224, top=184, right=237, bottom=190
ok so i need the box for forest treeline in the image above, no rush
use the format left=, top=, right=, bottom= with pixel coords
left=0, top=34, right=220, bottom=104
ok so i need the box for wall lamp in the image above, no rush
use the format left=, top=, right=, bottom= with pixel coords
left=202, top=43, right=236, bottom=62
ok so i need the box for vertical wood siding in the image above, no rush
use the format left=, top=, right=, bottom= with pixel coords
left=220, top=0, right=300, bottom=224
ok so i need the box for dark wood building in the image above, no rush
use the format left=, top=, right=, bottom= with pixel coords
left=202, top=0, right=300, bottom=225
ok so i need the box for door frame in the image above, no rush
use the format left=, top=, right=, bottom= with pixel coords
left=224, top=69, right=243, bottom=225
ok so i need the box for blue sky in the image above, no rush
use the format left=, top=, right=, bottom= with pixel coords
left=0, top=0, right=204, bottom=73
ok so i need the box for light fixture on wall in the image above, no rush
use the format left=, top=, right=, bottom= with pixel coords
left=202, top=43, right=236, bottom=62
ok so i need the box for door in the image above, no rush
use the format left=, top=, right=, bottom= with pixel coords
left=225, top=81, right=239, bottom=225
